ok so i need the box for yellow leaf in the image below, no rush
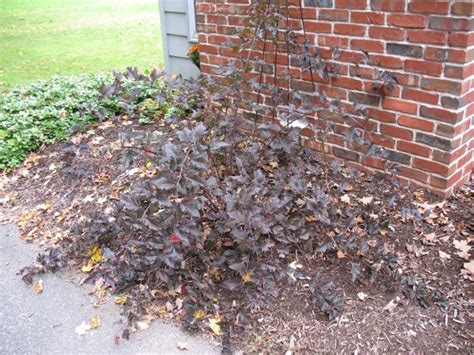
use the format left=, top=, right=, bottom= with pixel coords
left=90, top=245, right=102, bottom=263
left=242, top=272, right=253, bottom=283
left=34, top=279, right=43, bottom=294
left=305, top=215, right=317, bottom=222
left=146, top=161, right=153, bottom=169
left=208, top=317, right=221, bottom=336
left=115, top=295, right=129, bottom=305
left=81, top=261, right=94, bottom=273
left=89, top=315, right=101, bottom=329
left=193, top=309, right=206, bottom=320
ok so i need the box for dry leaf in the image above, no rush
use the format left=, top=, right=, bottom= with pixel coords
left=137, top=321, right=150, bottom=330
left=359, top=196, right=373, bottom=205
left=439, top=251, right=451, bottom=260
left=208, top=317, right=221, bottom=336
left=34, top=279, right=43, bottom=295
left=453, top=239, right=471, bottom=260
left=337, top=250, right=347, bottom=259
left=177, top=342, right=189, bottom=351
left=81, top=261, right=94, bottom=273
left=463, top=260, right=474, bottom=276
left=115, top=295, right=129, bottom=305
left=75, top=321, right=91, bottom=335
left=340, top=194, right=351, bottom=204
left=90, top=315, right=101, bottom=329
left=357, top=292, right=368, bottom=301
left=384, top=297, right=399, bottom=313
left=242, top=272, right=253, bottom=283
left=193, top=310, right=205, bottom=320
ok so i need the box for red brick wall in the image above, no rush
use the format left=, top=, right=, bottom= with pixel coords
left=197, top=0, right=473, bottom=196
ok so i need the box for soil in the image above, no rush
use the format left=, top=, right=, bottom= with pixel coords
left=0, top=119, right=472, bottom=353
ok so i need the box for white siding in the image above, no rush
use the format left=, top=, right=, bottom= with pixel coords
left=159, top=0, right=201, bottom=79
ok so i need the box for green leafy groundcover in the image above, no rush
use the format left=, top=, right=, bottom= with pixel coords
left=0, top=69, right=184, bottom=170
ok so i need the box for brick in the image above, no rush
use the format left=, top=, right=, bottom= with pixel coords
left=369, top=55, right=403, bottom=69
left=371, top=0, right=405, bottom=12
left=398, top=115, right=434, bottom=132
left=351, top=39, right=384, bottom=52
left=334, top=24, right=367, bottom=36
left=413, top=158, right=450, bottom=176
left=369, top=27, right=405, bottom=41
left=387, top=43, right=423, bottom=58
left=367, top=108, right=397, bottom=123
left=420, top=106, right=462, bottom=124
left=337, top=51, right=366, bottom=63
left=381, top=124, right=413, bottom=140
left=448, top=33, right=474, bottom=47
left=318, top=35, right=349, bottom=48
left=319, top=9, right=349, bottom=22
left=335, top=0, right=367, bottom=9
left=421, top=78, right=462, bottom=95
left=331, top=77, right=363, bottom=90
left=391, top=72, right=420, bottom=86
left=424, top=47, right=448, bottom=62
left=402, top=88, right=438, bottom=105
left=444, top=65, right=468, bottom=80
left=429, top=17, right=473, bottom=32
left=349, top=92, right=380, bottom=106
left=408, top=1, right=450, bottom=14
left=407, top=30, right=446, bottom=45
left=440, top=96, right=462, bottom=110
left=399, top=166, right=429, bottom=183
left=416, top=133, right=453, bottom=151
left=397, top=140, right=431, bottom=157
left=333, top=146, right=360, bottom=162
left=405, top=60, right=442, bottom=76
left=304, top=0, right=334, bottom=7
left=388, top=14, right=426, bottom=28
left=451, top=2, right=474, bottom=16
left=305, top=21, right=333, bottom=33
left=351, top=11, right=385, bottom=25
left=384, top=149, right=412, bottom=164
left=383, top=97, right=418, bottom=114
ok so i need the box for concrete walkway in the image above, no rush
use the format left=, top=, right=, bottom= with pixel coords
left=0, top=224, right=220, bottom=355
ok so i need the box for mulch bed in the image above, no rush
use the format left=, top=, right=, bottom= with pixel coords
left=0, top=118, right=472, bottom=353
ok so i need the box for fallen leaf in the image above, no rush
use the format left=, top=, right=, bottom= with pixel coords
left=90, top=315, right=101, bottom=329
left=177, top=342, right=189, bottom=351
left=81, top=261, right=94, bottom=273
left=340, top=194, right=351, bottom=204
left=242, top=272, right=253, bottom=283
left=453, top=239, right=471, bottom=260
left=357, top=292, right=367, bottom=301
left=208, top=317, right=221, bottom=336
left=115, top=295, right=129, bottom=305
left=337, top=250, right=347, bottom=259
left=90, top=245, right=102, bottom=263
left=75, top=321, right=92, bottom=335
left=463, top=260, right=474, bottom=275
left=34, top=279, right=43, bottom=295
left=137, top=321, right=150, bottom=330
left=384, top=297, right=399, bottom=313
left=288, top=260, right=303, bottom=270
left=359, top=196, right=373, bottom=205
left=439, top=251, right=451, bottom=260
left=193, top=310, right=206, bottom=320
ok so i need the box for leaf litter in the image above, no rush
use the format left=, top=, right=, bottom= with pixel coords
left=1, top=113, right=472, bottom=352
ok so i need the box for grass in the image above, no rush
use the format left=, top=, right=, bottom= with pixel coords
left=0, top=0, right=164, bottom=92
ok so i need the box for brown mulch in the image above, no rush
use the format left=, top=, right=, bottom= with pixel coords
left=0, top=119, right=472, bottom=353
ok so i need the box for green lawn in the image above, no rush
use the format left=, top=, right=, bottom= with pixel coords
left=0, top=0, right=164, bottom=91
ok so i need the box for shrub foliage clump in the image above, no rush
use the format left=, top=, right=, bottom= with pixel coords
left=0, top=70, right=186, bottom=170
left=21, top=1, right=430, bottom=350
